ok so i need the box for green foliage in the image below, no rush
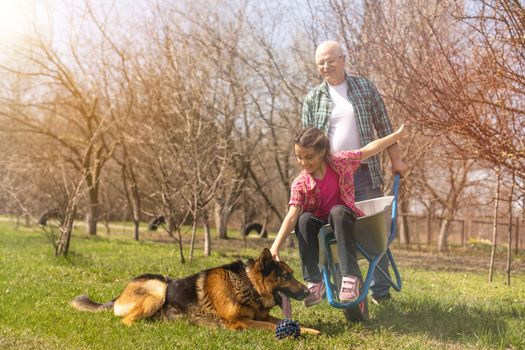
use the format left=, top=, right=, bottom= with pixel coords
left=0, top=223, right=524, bottom=350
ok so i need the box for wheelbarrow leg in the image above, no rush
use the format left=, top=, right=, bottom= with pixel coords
left=319, top=229, right=369, bottom=323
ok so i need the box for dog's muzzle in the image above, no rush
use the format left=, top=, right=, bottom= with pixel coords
left=274, top=286, right=310, bottom=303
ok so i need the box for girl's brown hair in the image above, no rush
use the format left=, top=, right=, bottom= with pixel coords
left=294, top=127, right=330, bottom=159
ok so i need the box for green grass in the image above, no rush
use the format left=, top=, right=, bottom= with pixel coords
left=0, top=222, right=524, bottom=350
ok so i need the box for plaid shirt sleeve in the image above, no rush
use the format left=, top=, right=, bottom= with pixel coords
left=338, top=150, right=362, bottom=160
left=302, top=84, right=331, bottom=132
left=368, top=79, right=393, bottom=138
left=288, top=178, right=305, bottom=208
left=331, top=150, right=362, bottom=173
left=302, top=95, right=313, bottom=128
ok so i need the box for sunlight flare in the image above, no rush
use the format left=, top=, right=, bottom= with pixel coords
left=0, top=0, right=33, bottom=43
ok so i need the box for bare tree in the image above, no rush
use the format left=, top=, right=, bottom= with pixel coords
left=0, top=125, right=98, bottom=256
left=506, top=171, right=515, bottom=285
left=458, top=0, right=524, bottom=180
left=489, top=168, right=502, bottom=282
left=0, top=9, right=122, bottom=236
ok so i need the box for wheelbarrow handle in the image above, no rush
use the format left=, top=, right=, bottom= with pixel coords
left=388, top=174, right=401, bottom=245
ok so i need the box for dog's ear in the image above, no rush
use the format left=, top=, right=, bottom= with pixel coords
left=259, top=248, right=274, bottom=277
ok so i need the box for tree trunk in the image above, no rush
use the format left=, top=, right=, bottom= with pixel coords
left=120, top=143, right=142, bottom=241
left=260, top=212, right=269, bottom=239
left=85, top=186, right=99, bottom=236
left=56, top=204, right=76, bottom=257
left=426, top=201, right=434, bottom=247
left=15, top=214, right=20, bottom=230
left=437, top=218, right=451, bottom=252
left=488, top=169, right=501, bottom=282
left=214, top=203, right=230, bottom=239
left=506, top=173, right=515, bottom=286
left=128, top=183, right=141, bottom=241
left=189, top=206, right=198, bottom=262
left=516, top=216, right=521, bottom=256
left=167, top=217, right=185, bottom=264
left=515, top=196, right=525, bottom=255
left=85, top=210, right=96, bottom=236
left=203, top=211, right=211, bottom=256
left=400, top=199, right=410, bottom=247
left=103, top=218, right=111, bottom=235
left=176, top=226, right=186, bottom=264
left=242, top=189, right=247, bottom=248
left=286, top=235, right=295, bottom=248
left=131, top=186, right=141, bottom=241
left=133, top=220, right=140, bottom=241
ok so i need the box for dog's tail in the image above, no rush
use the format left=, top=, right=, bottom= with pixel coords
left=70, top=295, right=115, bottom=312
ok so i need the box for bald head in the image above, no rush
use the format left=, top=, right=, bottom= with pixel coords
left=314, top=41, right=346, bottom=85
left=315, top=41, right=344, bottom=61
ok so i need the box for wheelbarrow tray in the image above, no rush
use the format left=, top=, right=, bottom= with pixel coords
left=354, top=195, right=394, bottom=257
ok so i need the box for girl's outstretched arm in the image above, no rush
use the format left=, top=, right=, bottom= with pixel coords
left=270, top=205, right=302, bottom=261
left=360, top=124, right=404, bottom=160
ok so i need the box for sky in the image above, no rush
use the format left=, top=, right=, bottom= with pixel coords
left=0, top=1, right=74, bottom=51
left=0, top=0, right=147, bottom=47
left=0, top=0, right=308, bottom=46
left=0, top=0, right=34, bottom=41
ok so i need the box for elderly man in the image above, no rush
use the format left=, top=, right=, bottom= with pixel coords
left=302, top=40, right=406, bottom=305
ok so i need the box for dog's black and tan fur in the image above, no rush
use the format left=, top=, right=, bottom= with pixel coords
left=71, top=248, right=320, bottom=335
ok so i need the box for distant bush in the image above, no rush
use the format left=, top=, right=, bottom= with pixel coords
left=467, top=237, right=508, bottom=252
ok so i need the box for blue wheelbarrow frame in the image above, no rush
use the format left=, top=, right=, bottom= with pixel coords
left=317, top=174, right=402, bottom=319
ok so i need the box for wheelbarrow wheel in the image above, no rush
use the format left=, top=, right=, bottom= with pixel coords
left=333, top=265, right=369, bottom=322
left=342, top=296, right=369, bottom=322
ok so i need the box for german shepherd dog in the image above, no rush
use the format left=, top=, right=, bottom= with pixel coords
left=71, top=248, right=320, bottom=335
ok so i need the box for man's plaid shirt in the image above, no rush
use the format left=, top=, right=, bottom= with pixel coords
left=302, top=74, right=393, bottom=189
left=289, top=150, right=365, bottom=220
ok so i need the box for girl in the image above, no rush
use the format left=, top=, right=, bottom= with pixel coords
left=270, top=125, right=404, bottom=306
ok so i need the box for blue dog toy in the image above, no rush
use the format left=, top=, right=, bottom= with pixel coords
left=275, top=318, right=301, bottom=339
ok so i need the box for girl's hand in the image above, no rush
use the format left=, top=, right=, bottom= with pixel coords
left=270, top=246, right=281, bottom=261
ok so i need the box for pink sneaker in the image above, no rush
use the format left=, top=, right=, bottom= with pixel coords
left=303, top=282, right=325, bottom=307
left=339, top=276, right=361, bottom=302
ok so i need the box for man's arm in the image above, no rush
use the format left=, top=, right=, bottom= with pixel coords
left=302, top=97, right=313, bottom=128
left=368, top=79, right=407, bottom=176
left=387, top=143, right=407, bottom=177
left=369, top=79, right=393, bottom=138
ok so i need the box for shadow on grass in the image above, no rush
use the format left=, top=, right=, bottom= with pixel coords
left=302, top=295, right=521, bottom=347
left=312, top=319, right=355, bottom=337
left=370, top=297, right=513, bottom=347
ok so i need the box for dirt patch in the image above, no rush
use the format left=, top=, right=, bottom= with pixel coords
left=390, top=249, right=525, bottom=273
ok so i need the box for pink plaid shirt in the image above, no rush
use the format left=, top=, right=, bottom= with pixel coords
left=289, top=150, right=365, bottom=219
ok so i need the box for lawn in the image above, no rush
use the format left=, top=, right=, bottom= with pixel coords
left=0, top=222, right=524, bottom=350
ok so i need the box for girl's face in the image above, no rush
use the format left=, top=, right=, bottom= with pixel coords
left=294, top=144, right=325, bottom=175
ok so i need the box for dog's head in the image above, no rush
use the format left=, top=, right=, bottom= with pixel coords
left=251, top=248, right=310, bottom=307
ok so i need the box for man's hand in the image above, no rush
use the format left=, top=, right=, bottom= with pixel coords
left=391, top=158, right=407, bottom=178
left=387, top=141, right=407, bottom=177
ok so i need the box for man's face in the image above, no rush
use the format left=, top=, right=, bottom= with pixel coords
left=315, top=47, right=345, bottom=85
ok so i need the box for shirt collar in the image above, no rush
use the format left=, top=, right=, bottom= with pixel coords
left=300, top=171, right=317, bottom=191
left=299, top=158, right=338, bottom=190
left=321, top=72, right=349, bottom=96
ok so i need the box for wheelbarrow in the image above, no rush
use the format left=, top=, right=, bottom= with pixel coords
left=318, top=174, right=402, bottom=322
